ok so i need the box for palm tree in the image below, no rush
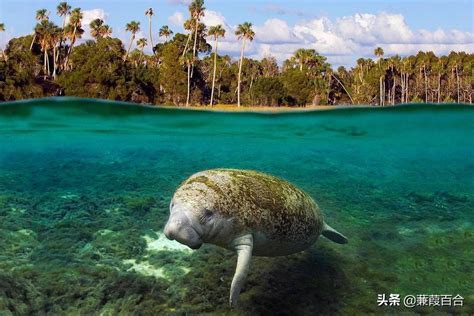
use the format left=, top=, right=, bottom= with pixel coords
left=188, top=0, right=206, bottom=77
left=182, top=19, right=193, bottom=58
left=30, top=9, right=49, bottom=50
left=189, top=0, right=205, bottom=66
left=125, top=21, right=140, bottom=61
left=433, top=57, right=446, bottom=103
left=36, top=20, right=59, bottom=78
left=448, top=53, right=461, bottom=103
left=235, top=22, right=255, bottom=107
left=50, top=27, right=62, bottom=79
left=35, top=21, right=46, bottom=75
left=374, top=47, right=385, bottom=105
left=294, top=48, right=315, bottom=71
left=208, top=25, right=226, bottom=107
left=37, top=9, right=49, bottom=22
left=57, top=2, right=71, bottom=27
left=386, top=55, right=399, bottom=105
left=36, top=9, right=49, bottom=22
left=101, top=25, right=112, bottom=38
left=145, top=8, right=154, bottom=49
left=90, top=19, right=112, bottom=39
left=180, top=51, right=194, bottom=107
left=415, top=52, right=429, bottom=103
left=326, top=67, right=333, bottom=103
left=56, top=2, right=71, bottom=46
left=63, top=8, right=83, bottom=69
left=159, top=25, right=173, bottom=40
left=63, top=23, right=84, bottom=55
left=180, top=19, right=195, bottom=102
left=90, top=18, right=104, bottom=39
left=374, top=47, right=384, bottom=59
left=400, top=58, right=409, bottom=103
left=136, top=38, right=148, bottom=62
left=405, top=56, right=415, bottom=102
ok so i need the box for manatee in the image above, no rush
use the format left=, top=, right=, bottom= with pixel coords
left=164, top=169, right=347, bottom=307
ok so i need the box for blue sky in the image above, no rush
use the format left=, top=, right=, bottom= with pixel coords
left=1, top=0, right=472, bottom=66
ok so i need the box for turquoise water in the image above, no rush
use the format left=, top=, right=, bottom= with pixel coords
left=0, top=98, right=473, bottom=315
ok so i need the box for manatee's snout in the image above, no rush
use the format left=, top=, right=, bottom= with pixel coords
left=164, top=207, right=203, bottom=249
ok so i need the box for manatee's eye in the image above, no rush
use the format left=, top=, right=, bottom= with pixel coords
left=199, top=209, right=213, bottom=223
left=204, top=209, right=213, bottom=217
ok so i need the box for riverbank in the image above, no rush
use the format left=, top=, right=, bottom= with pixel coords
left=2, top=97, right=472, bottom=113
left=185, top=104, right=364, bottom=112
left=102, top=101, right=474, bottom=112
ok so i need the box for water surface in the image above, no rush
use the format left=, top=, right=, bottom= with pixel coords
left=0, top=98, right=473, bottom=315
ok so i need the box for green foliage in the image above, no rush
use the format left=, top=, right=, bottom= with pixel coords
left=0, top=36, right=43, bottom=101
left=58, top=38, right=125, bottom=99
left=253, top=77, right=285, bottom=106
left=280, top=69, right=314, bottom=106
left=159, top=43, right=187, bottom=105
left=57, top=38, right=160, bottom=103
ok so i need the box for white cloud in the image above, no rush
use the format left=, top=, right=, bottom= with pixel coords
left=218, top=40, right=243, bottom=54
left=293, top=17, right=357, bottom=55
left=202, top=10, right=228, bottom=28
left=249, top=43, right=292, bottom=62
left=168, top=12, right=185, bottom=27
left=335, top=13, right=415, bottom=45
left=254, top=18, right=299, bottom=44
left=416, top=28, right=472, bottom=44
left=81, top=9, right=107, bottom=27
left=202, top=10, right=242, bottom=56
left=215, top=11, right=473, bottom=67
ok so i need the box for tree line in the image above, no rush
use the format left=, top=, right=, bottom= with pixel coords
left=0, top=1, right=472, bottom=106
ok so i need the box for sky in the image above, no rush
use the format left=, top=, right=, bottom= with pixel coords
left=0, top=0, right=473, bottom=67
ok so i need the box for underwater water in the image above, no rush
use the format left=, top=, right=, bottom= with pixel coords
left=0, top=98, right=472, bottom=315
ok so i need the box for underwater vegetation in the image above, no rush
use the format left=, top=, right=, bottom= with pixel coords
left=0, top=100, right=473, bottom=315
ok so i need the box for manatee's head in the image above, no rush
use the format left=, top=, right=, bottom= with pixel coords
left=164, top=174, right=236, bottom=249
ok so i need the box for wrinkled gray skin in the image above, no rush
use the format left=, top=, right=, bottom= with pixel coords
left=164, top=169, right=347, bottom=307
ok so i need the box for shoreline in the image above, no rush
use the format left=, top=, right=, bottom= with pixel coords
left=1, top=97, right=472, bottom=112
left=183, top=104, right=368, bottom=112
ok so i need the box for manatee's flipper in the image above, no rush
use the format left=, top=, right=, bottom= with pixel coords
left=229, top=234, right=253, bottom=307
left=322, top=222, right=348, bottom=244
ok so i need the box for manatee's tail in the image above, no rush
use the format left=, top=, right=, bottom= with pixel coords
left=322, top=222, right=348, bottom=244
